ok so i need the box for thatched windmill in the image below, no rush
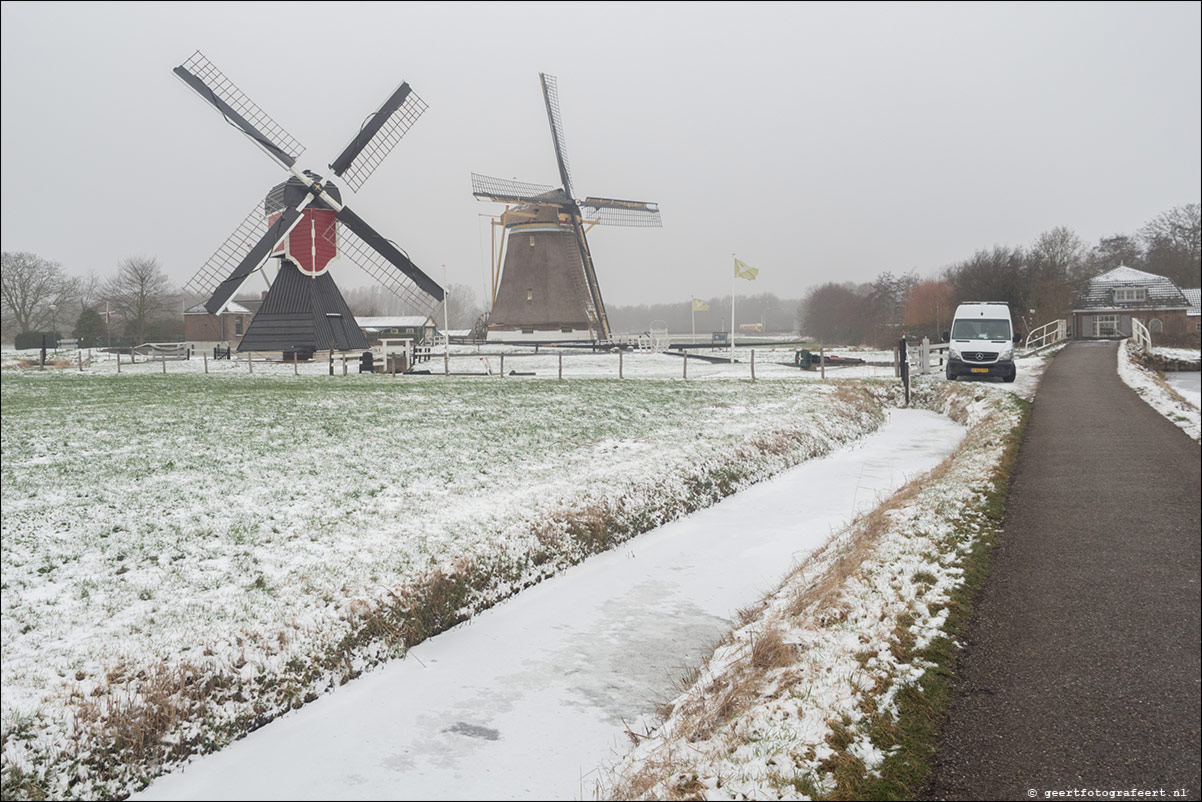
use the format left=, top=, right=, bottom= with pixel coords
left=473, top=73, right=661, bottom=343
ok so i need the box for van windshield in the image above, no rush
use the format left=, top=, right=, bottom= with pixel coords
left=951, top=319, right=1011, bottom=341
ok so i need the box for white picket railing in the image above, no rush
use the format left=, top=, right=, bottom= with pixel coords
left=909, top=337, right=949, bottom=374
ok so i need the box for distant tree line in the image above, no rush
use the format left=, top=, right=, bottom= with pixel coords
left=608, top=292, right=801, bottom=336
left=0, top=246, right=490, bottom=348
left=5, top=204, right=1194, bottom=349
left=800, top=203, right=1199, bottom=347
left=1, top=252, right=182, bottom=347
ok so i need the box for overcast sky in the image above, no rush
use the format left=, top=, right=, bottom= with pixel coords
left=2, top=1, right=1199, bottom=307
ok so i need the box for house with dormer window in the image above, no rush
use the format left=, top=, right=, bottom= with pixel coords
left=1071, top=266, right=1199, bottom=345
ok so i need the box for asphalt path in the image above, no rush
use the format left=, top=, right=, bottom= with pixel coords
left=924, top=341, right=1201, bottom=801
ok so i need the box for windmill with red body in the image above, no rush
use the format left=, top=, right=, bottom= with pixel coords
left=175, top=51, right=444, bottom=358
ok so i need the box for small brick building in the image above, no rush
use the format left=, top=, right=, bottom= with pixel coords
left=1071, top=266, right=1200, bottom=346
left=183, top=301, right=254, bottom=351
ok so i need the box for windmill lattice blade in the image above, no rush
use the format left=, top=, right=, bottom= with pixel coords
left=540, top=73, right=574, bottom=200
left=174, top=51, right=305, bottom=169
left=204, top=207, right=303, bottom=314
left=335, top=206, right=445, bottom=306
left=580, top=197, right=663, bottom=228
left=329, top=83, right=427, bottom=192
left=471, top=173, right=562, bottom=205
left=182, top=201, right=270, bottom=302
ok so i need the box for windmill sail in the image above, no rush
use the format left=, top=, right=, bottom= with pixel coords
left=329, top=83, right=428, bottom=191
left=173, top=51, right=304, bottom=169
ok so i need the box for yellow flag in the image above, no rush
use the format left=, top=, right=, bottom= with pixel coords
left=734, top=257, right=758, bottom=280
left=692, top=297, right=710, bottom=311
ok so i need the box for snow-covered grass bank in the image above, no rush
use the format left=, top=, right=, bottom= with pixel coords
left=604, top=380, right=1028, bottom=800
left=1119, top=341, right=1201, bottom=441
left=1, top=371, right=886, bottom=800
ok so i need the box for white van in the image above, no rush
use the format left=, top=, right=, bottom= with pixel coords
left=944, top=302, right=1018, bottom=382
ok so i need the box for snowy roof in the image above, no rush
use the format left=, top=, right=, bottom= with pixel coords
left=1075, top=266, right=1189, bottom=311
left=184, top=301, right=251, bottom=315
left=1184, top=288, right=1201, bottom=316
left=354, top=316, right=436, bottom=328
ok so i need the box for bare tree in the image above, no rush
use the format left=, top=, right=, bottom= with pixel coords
left=903, top=279, right=957, bottom=340
left=104, top=256, right=175, bottom=344
left=943, top=246, right=1031, bottom=316
left=1140, top=203, right=1201, bottom=288
left=801, top=283, right=866, bottom=345
left=1083, top=234, right=1144, bottom=277
left=0, top=251, right=79, bottom=338
left=442, top=283, right=485, bottom=329
left=1029, top=227, right=1085, bottom=323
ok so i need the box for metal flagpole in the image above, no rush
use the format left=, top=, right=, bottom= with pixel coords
left=731, top=255, right=736, bottom=359
left=442, top=265, right=451, bottom=370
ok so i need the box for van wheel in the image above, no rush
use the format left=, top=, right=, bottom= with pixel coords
left=946, top=368, right=956, bottom=381
left=1003, top=371, right=1016, bottom=383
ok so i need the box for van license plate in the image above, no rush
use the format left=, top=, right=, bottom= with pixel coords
left=971, top=368, right=989, bottom=373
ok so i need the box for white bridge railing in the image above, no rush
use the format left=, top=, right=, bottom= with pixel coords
left=1130, top=317, right=1152, bottom=351
left=1024, top=319, right=1067, bottom=352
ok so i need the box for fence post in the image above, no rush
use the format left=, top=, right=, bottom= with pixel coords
left=116, top=351, right=121, bottom=374
left=78, top=351, right=83, bottom=372
left=249, top=354, right=253, bottom=374
left=444, top=348, right=449, bottom=376
left=558, top=352, right=563, bottom=380
left=342, top=355, right=347, bottom=376
left=683, top=352, right=688, bottom=380
left=203, top=353, right=209, bottom=374
left=820, top=347, right=825, bottom=380
left=293, top=352, right=298, bottom=376
left=751, top=349, right=756, bottom=381
left=500, top=354, right=505, bottom=377
left=161, top=353, right=166, bottom=374
left=619, top=349, right=624, bottom=379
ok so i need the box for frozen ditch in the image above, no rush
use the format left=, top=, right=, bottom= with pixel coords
left=136, top=409, right=965, bottom=801
left=1165, top=371, right=1201, bottom=410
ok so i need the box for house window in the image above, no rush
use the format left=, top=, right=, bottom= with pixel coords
left=1093, top=315, right=1120, bottom=337
left=561, top=326, right=573, bottom=333
left=1114, top=287, right=1146, bottom=303
left=235, top=317, right=243, bottom=336
left=522, top=327, right=535, bottom=334
left=1149, top=318, right=1163, bottom=333
left=529, top=236, right=536, bottom=247
left=527, top=289, right=534, bottom=302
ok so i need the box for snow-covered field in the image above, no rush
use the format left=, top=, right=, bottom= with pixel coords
left=2, top=361, right=889, bottom=799
left=1117, top=341, right=1201, bottom=441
